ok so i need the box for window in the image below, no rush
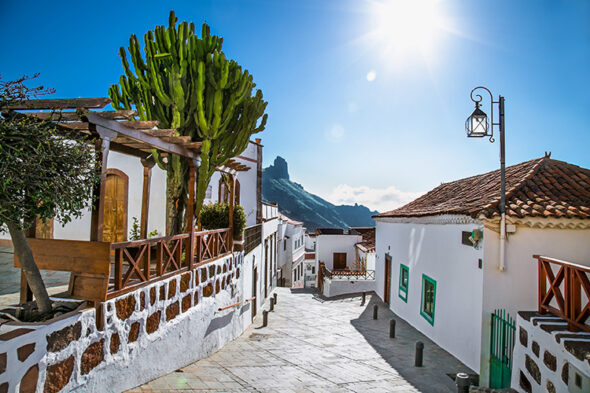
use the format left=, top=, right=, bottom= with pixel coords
left=420, top=274, right=436, bottom=325
left=311, top=266, right=315, bottom=274
left=399, top=264, right=409, bottom=302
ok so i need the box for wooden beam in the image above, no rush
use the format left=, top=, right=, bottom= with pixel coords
left=90, top=138, right=110, bottom=241
left=161, top=135, right=192, bottom=144
left=182, top=142, right=203, bottom=150
left=140, top=157, right=155, bottom=239
left=21, top=109, right=137, bottom=121
left=4, top=98, right=111, bottom=110
left=109, top=142, right=151, bottom=159
left=86, top=113, right=200, bottom=160
left=186, top=164, right=196, bottom=268
left=120, top=120, right=159, bottom=129
left=142, top=129, right=176, bottom=137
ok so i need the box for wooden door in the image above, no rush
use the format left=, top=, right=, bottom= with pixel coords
left=103, top=169, right=129, bottom=243
left=384, top=254, right=392, bottom=305
left=252, top=265, right=258, bottom=319
left=333, top=252, right=347, bottom=270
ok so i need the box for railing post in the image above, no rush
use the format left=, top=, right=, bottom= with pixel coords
left=568, top=266, right=581, bottom=331
left=144, top=244, right=151, bottom=280
left=157, top=240, right=163, bottom=275
left=538, top=258, right=546, bottom=314
left=115, top=248, right=122, bottom=290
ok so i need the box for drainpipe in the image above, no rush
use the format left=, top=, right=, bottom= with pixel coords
left=499, top=213, right=506, bottom=272
left=498, top=96, right=506, bottom=272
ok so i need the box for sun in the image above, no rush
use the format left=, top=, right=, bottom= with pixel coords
left=367, top=0, right=447, bottom=65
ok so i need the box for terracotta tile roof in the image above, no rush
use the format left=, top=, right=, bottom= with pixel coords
left=315, top=228, right=344, bottom=235
left=374, top=156, right=590, bottom=220
left=353, top=228, right=375, bottom=252
left=278, top=213, right=303, bottom=226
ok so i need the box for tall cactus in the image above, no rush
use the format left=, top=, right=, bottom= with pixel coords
left=109, top=11, right=267, bottom=235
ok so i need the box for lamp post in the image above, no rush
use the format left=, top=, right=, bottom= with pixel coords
left=465, top=86, right=507, bottom=271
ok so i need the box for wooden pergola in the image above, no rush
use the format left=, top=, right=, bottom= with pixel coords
left=5, top=97, right=250, bottom=307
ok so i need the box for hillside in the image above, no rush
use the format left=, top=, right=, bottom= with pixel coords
left=262, top=156, right=378, bottom=231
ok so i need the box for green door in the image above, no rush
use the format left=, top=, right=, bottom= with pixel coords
left=490, top=309, right=515, bottom=388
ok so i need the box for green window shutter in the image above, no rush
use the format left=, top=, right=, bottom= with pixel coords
left=420, top=274, right=437, bottom=326
left=399, top=264, right=409, bottom=302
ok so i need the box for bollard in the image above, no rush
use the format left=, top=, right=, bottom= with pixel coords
left=270, top=298, right=275, bottom=312
left=361, top=292, right=366, bottom=306
left=455, top=373, right=470, bottom=393
left=389, top=319, right=396, bottom=338
left=415, top=341, right=424, bottom=367
left=273, top=293, right=277, bottom=305
left=262, top=310, right=268, bottom=327
left=373, top=305, right=378, bottom=320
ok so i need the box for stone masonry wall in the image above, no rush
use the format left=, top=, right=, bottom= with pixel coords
left=0, top=252, right=249, bottom=393
left=511, top=312, right=590, bottom=393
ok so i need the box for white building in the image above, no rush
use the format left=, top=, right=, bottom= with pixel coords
left=315, top=227, right=376, bottom=297
left=276, top=214, right=305, bottom=288
left=373, top=156, right=590, bottom=386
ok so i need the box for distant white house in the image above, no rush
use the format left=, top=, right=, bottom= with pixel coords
left=373, top=156, right=590, bottom=386
left=276, top=213, right=305, bottom=288
left=316, top=227, right=376, bottom=297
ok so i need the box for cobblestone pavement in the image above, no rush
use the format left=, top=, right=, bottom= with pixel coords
left=131, top=287, right=474, bottom=393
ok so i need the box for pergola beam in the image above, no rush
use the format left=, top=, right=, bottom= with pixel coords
left=5, top=97, right=111, bottom=110
left=86, top=112, right=200, bottom=159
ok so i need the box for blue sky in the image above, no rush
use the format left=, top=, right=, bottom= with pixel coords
left=2, top=0, right=589, bottom=212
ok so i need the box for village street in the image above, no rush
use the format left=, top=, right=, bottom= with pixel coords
left=131, top=288, right=474, bottom=393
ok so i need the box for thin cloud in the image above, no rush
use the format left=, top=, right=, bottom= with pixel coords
left=324, top=184, right=424, bottom=213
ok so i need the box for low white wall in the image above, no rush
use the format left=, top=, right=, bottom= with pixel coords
left=322, top=279, right=375, bottom=298
left=0, top=252, right=261, bottom=393
left=375, top=217, right=484, bottom=372
left=511, top=313, right=590, bottom=393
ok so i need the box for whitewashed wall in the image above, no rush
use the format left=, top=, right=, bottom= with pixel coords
left=316, top=234, right=362, bottom=270
left=375, top=217, right=484, bottom=372
left=479, top=223, right=590, bottom=385
left=323, top=278, right=375, bottom=298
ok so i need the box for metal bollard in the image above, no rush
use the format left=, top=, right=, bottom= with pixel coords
left=415, top=341, right=424, bottom=367
left=373, top=305, right=378, bottom=319
left=273, top=293, right=277, bottom=305
left=262, top=310, right=268, bottom=327
left=389, top=319, right=396, bottom=338
left=455, top=373, right=470, bottom=393
left=270, top=298, right=275, bottom=312
left=361, top=292, right=366, bottom=306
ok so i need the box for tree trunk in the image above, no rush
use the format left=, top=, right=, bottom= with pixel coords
left=7, top=222, right=52, bottom=314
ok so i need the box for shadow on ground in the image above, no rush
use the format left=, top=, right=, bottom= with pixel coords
left=349, top=294, right=477, bottom=393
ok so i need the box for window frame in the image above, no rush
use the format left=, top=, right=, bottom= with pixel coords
left=420, top=274, right=437, bottom=325
left=398, top=264, right=409, bottom=302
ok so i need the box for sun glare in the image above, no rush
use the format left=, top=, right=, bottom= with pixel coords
left=367, top=0, right=447, bottom=66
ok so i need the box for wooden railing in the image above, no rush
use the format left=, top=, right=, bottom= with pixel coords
left=535, top=255, right=590, bottom=332
left=320, top=264, right=375, bottom=281
left=244, top=224, right=262, bottom=255
left=109, top=228, right=231, bottom=298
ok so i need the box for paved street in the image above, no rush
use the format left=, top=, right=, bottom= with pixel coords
left=131, top=287, right=474, bottom=393
left=0, top=245, right=69, bottom=308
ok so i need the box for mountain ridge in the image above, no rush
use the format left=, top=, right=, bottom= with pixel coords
left=262, top=156, right=378, bottom=231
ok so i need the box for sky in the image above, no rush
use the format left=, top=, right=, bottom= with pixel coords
left=1, top=0, right=589, bottom=212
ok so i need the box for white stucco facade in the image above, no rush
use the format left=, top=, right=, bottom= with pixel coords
left=316, top=234, right=362, bottom=271
left=375, top=216, right=484, bottom=372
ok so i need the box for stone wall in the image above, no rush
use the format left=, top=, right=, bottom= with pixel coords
left=0, top=252, right=253, bottom=393
left=511, top=312, right=590, bottom=393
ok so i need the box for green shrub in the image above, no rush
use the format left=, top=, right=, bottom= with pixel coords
left=200, top=203, right=246, bottom=239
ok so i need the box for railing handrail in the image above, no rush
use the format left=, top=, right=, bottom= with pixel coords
left=533, top=254, right=590, bottom=273
left=111, top=228, right=230, bottom=249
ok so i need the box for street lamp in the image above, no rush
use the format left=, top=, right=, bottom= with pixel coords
left=466, top=86, right=507, bottom=271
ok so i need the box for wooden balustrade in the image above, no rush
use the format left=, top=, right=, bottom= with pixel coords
left=535, top=255, right=590, bottom=332
left=109, top=228, right=231, bottom=298
left=244, top=224, right=262, bottom=255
